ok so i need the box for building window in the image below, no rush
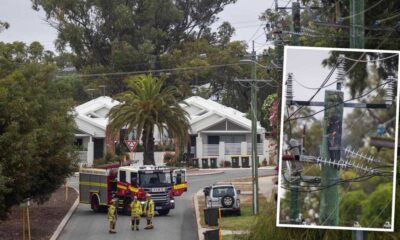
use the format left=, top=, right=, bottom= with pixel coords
left=207, top=136, right=220, bottom=144
left=257, top=134, right=261, bottom=143
left=74, top=138, right=83, bottom=146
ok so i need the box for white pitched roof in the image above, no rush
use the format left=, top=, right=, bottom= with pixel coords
left=182, top=96, right=264, bottom=133
left=74, top=96, right=120, bottom=137
left=74, top=95, right=264, bottom=137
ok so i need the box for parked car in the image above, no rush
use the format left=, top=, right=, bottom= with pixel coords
left=203, top=183, right=241, bottom=215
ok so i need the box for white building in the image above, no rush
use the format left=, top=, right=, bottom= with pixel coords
left=73, top=96, right=268, bottom=167
left=182, top=96, right=267, bottom=167
left=73, top=96, right=119, bottom=166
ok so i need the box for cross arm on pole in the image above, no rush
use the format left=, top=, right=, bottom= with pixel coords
left=288, top=100, right=391, bottom=109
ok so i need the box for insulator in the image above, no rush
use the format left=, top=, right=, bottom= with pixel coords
left=337, top=17, right=345, bottom=25
left=373, top=20, right=381, bottom=28
left=286, top=73, right=294, bottom=105
left=385, top=76, right=394, bottom=106
left=383, top=221, right=391, bottom=229
left=336, top=55, right=345, bottom=90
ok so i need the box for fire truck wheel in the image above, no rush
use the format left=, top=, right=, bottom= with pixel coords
left=91, top=195, right=100, bottom=212
left=157, top=210, right=170, bottom=216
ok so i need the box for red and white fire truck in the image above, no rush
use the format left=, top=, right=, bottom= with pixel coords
left=79, top=164, right=187, bottom=216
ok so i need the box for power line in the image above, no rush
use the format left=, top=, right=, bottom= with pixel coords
left=286, top=79, right=395, bottom=122
left=247, top=24, right=264, bottom=43
left=367, top=199, right=392, bottom=228
left=342, top=54, right=399, bottom=63
left=58, top=63, right=242, bottom=78
left=285, top=63, right=338, bottom=121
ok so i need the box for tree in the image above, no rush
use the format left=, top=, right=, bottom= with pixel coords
left=0, top=42, right=77, bottom=218
left=0, top=21, right=9, bottom=33
left=32, top=0, right=237, bottom=70
left=107, top=74, right=190, bottom=165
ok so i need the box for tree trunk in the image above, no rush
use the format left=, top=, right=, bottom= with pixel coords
left=142, top=126, right=155, bottom=165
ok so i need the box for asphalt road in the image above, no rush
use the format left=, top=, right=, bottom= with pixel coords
left=62, top=168, right=274, bottom=240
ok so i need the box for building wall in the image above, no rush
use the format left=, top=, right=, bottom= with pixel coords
left=130, top=151, right=166, bottom=166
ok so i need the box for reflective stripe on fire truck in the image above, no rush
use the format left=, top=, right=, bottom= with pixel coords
left=129, top=186, right=139, bottom=193
left=79, top=181, right=107, bottom=188
left=117, top=184, right=139, bottom=193
left=173, top=183, right=187, bottom=190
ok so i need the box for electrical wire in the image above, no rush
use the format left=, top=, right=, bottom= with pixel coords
left=293, top=78, right=339, bottom=90
left=286, top=79, right=394, bottom=122
left=367, top=199, right=392, bottom=228
left=285, top=63, right=338, bottom=121
left=247, top=24, right=264, bottom=43
left=342, top=54, right=399, bottom=63
left=377, top=11, right=400, bottom=23
left=60, top=63, right=242, bottom=78
left=320, top=182, right=352, bottom=226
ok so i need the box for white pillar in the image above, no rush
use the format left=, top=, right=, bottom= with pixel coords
left=196, top=133, right=202, bottom=158
left=219, top=142, right=225, bottom=165
left=87, top=136, right=94, bottom=167
left=241, top=142, right=247, bottom=156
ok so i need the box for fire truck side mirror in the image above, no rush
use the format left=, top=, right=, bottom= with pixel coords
left=176, top=173, right=182, bottom=184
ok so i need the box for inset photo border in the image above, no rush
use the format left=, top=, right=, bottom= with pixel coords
left=277, top=46, right=399, bottom=232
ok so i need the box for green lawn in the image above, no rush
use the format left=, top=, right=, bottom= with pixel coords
left=223, top=234, right=245, bottom=240
left=220, top=197, right=266, bottom=230
left=198, top=195, right=267, bottom=231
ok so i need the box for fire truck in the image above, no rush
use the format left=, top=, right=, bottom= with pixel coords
left=79, top=165, right=187, bottom=216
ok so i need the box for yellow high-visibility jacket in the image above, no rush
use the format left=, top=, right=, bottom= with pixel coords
left=130, top=200, right=142, bottom=217
left=108, top=205, right=117, bottom=221
left=143, top=199, right=154, bottom=216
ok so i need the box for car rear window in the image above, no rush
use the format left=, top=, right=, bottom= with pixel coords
left=212, top=186, right=234, bottom=197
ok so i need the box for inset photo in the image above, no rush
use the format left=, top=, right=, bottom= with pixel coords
left=277, top=46, right=399, bottom=232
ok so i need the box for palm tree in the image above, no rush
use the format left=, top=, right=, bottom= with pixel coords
left=107, top=74, right=190, bottom=165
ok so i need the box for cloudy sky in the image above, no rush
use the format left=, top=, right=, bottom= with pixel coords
left=0, top=0, right=275, bottom=53
left=284, top=47, right=399, bottom=121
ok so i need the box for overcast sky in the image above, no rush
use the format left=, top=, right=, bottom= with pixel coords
left=0, top=0, right=274, bottom=53
left=284, top=47, right=398, bottom=121
left=285, top=47, right=359, bottom=121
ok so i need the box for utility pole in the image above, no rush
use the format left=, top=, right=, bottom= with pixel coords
left=292, top=1, right=301, bottom=45
left=286, top=56, right=392, bottom=227
left=350, top=0, right=364, bottom=48
left=251, top=41, right=259, bottom=215
left=236, top=41, right=274, bottom=215
left=349, top=1, right=366, bottom=238
left=319, top=89, right=343, bottom=226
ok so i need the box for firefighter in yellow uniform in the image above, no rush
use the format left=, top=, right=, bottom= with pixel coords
left=144, top=193, right=155, bottom=229
left=130, top=195, right=142, bottom=231
left=108, top=199, right=117, bottom=233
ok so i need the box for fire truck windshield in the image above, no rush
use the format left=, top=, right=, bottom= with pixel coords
left=139, top=172, right=172, bottom=187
